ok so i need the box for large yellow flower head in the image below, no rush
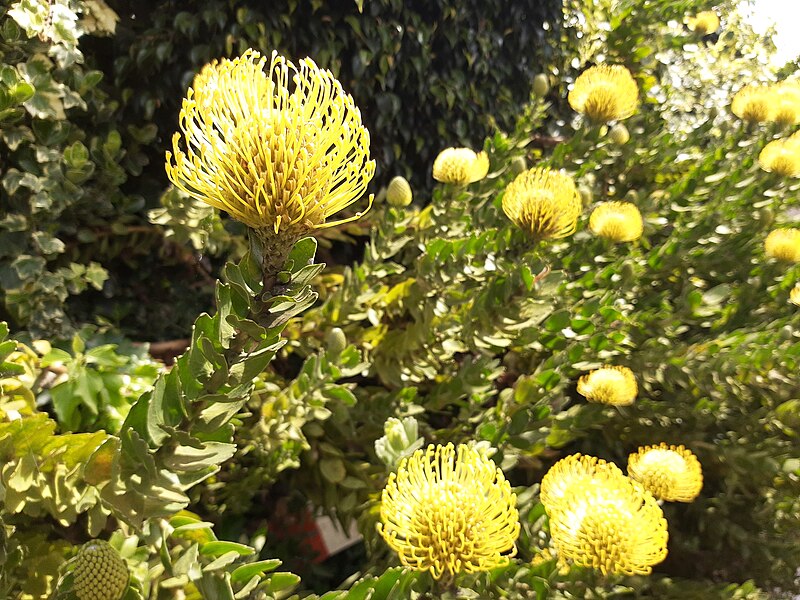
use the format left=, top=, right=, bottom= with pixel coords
left=758, top=136, right=800, bottom=177
left=687, top=11, right=720, bottom=35
left=546, top=467, right=669, bottom=576
left=502, top=167, right=582, bottom=240
left=589, top=201, right=644, bottom=242
left=432, top=147, right=490, bottom=185
left=165, top=49, right=375, bottom=240
left=577, top=365, right=638, bottom=406
left=540, top=454, right=625, bottom=510
left=771, top=81, right=800, bottom=126
left=765, top=228, right=800, bottom=262
left=568, top=65, right=639, bottom=123
left=377, top=443, right=520, bottom=580
left=790, top=284, right=800, bottom=306
left=731, top=85, right=772, bottom=123
left=628, top=444, right=703, bottom=502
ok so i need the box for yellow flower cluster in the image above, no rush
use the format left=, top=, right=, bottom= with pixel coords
left=732, top=81, right=800, bottom=126
left=628, top=444, right=703, bottom=502
left=502, top=167, right=582, bottom=240
left=432, top=147, right=490, bottom=185
left=589, top=201, right=644, bottom=242
left=577, top=365, right=638, bottom=406
left=686, top=11, right=720, bottom=36
left=377, top=443, right=520, bottom=580
left=569, top=65, right=639, bottom=123
left=765, top=228, right=800, bottom=262
left=759, top=134, right=800, bottom=177
left=166, top=49, right=375, bottom=241
left=541, top=454, right=668, bottom=576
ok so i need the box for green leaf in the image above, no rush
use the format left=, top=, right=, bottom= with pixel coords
left=199, top=541, right=255, bottom=558
left=230, top=559, right=282, bottom=585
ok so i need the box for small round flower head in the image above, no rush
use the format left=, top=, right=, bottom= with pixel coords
left=386, top=176, right=413, bottom=207
left=790, top=284, right=800, bottom=306
left=546, top=473, right=669, bottom=575
left=628, top=443, right=703, bottom=502
left=502, top=167, right=582, bottom=240
left=771, top=81, right=800, bottom=126
left=72, top=540, right=129, bottom=600
left=731, top=85, right=772, bottom=123
left=568, top=65, right=639, bottom=123
left=432, top=147, right=490, bottom=185
left=589, top=201, right=644, bottom=242
left=377, top=443, right=520, bottom=580
left=765, top=228, right=800, bottom=262
left=687, top=11, right=720, bottom=35
left=166, top=50, right=375, bottom=241
left=540, top=453, right=625, bottom=510
left=759, top=137, right=800, bottom=177
left=578, top=365, right=638, bottom=406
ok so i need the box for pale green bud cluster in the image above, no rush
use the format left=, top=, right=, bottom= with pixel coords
left=375, top=416, right=424, bottom=467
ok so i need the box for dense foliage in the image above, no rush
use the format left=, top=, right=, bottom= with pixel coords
left=1, top=0, right=799, bottom=599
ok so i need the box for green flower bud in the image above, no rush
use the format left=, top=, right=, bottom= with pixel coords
left=387, top=176, right=413, bottom=207
left=609, top=123, right=630, bottom=145
left=510, top=156, right=527, bottom=174
left=325, top=327, right=347, bottom=356
left=533, top=73, right=550, bottom=98
left=73, top=540, right=128, bottom=600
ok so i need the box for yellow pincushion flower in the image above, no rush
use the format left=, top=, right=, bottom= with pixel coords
left=577, top=365, right=638, bottom=406
left=771, top=81, right=800, bottom=126
left=166, top=49, right=375, bottom=241
left=687, top=11, right=720, bottom=35
left=589, top=201, right=644, bottom=242
left=546, top=474, right=669, bottom=575
left=790, top=284, right=800, bottom=306
left=377, top=443, right=520, bottom=580
left=759, top=137, right=800, bottom=177
left=628, top=444, right=703, bottom=502
left=432, top=147, right=490, bottom=185
left=568, top=65, right=639, bottom=123
left=502, top=167, right=582, bottom=240
left=731, top=85, right=772, bottom=123
left=765, top=228, right=800, bottom=262
left=540, top=453, right=625, bottom=510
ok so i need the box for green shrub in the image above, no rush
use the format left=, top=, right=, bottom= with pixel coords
left=1, top=0, right=799, bottom=598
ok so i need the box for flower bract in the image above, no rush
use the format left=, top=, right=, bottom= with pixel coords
left=502, top=167, right=582, bottom=240
left=568, top=65, right=639, bottom=123
left=628, top=443, right=703, bottom=502
left=589, top=201, right=644, bottom=242
left=432, top=147, right=490, bottom=185
left=166, top=49, right=375, bottom=240
left=765, top=228, right=800, bottom=262
left=577, top=365, right=638, bottom=406
left=377, top=443, right=520, bottom=580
